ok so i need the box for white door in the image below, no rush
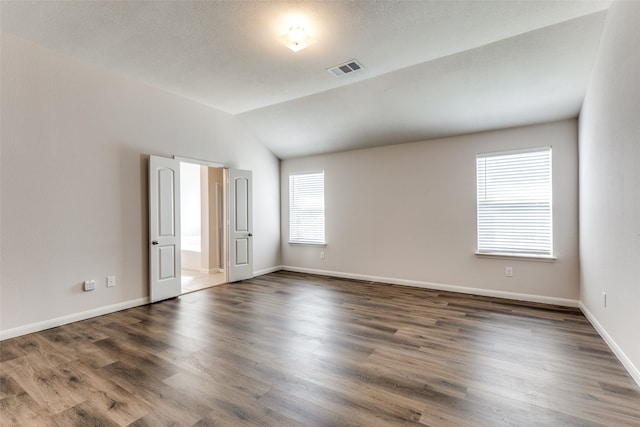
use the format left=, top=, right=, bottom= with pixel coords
left=228, top=169, right=253, bottom=282
left=149, top=155, right=182, bottom=302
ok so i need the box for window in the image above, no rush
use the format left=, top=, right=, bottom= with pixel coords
left=476, top=147, right=552, bottom=257
left=289, top=171, right=325, bottom=244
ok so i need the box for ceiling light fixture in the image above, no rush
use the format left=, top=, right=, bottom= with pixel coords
left=281, top=25, right=314, bottom=52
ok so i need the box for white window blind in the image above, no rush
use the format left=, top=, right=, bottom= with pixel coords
left=289, top=171, right=325, bottom=244
left=477, top=147, right=552, bottom=257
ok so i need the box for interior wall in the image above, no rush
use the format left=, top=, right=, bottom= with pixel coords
left=0, top=33, right=281, bottom=336
left=578, top=0, right=640, bottom=382
left=281, top=120, right=579, bottom=303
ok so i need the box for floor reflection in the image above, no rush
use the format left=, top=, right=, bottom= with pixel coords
left=181, top=269, right=226, bottom=294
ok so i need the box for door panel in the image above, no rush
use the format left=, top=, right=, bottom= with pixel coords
left=159, top=246, right=176, bottom=279
left=158, top=169, right=176, bottom=236
left=235, top=238, right=249, bottom=265
left=228, top=169, right=253, bottom=282
left=234, top=178, right=248, bottom=231
left=149, top=155, right=182, bottom=302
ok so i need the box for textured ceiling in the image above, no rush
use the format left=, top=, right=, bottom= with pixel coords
left=1, top=1, right=611, bottom=158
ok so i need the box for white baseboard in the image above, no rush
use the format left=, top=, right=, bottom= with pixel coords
left=0, top=265, right=282, bottom=341
left=0, top=297, right=149, bottom=341
left=279, top=265, right=580, bottom=307
left=580, top=303, right=640, bottom=387
left=198, top=268, right=226, bottom=274
left=253, top=265, right=284, bottom=277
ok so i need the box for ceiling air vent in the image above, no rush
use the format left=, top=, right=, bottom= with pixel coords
left=327, top=59, right=364, bottom=78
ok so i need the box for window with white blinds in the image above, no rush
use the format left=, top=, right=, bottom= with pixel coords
left=289, top=171, right=325, bottom=244
left=476, top=147, right=552, bottom=257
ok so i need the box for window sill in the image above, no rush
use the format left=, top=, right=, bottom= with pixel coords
left=475, top=252, right=557, bottom=262
left=289, top=241, right=327, bottom=247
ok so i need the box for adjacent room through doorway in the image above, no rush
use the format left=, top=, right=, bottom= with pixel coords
left=179, top=161, right=226, bottom=294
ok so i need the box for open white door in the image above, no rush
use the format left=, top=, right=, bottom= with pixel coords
left=228, top=168, right=253, bottom=282
left=149, top=155, right=182, bottom=302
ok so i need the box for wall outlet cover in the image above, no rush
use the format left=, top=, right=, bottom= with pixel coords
left=83, top=280, right=96, bottom=292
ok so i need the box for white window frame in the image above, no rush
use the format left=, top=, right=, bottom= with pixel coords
left=476, top=147, right=554, bottom=260
left=289, top=171, right=325, bottom=245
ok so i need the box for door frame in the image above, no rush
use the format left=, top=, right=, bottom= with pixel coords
left=150, top=154, right=255, bottom=298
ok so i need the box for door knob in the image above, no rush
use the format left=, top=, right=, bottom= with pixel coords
left=248, top=233, right=253, bottom=237
left=152, top=240, right=159, bottom=245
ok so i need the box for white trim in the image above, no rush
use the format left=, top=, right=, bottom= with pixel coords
left=253, top=265, right=283, bottom=277
left=287, top=169, right=325, bottom=177
left=198, top=268, right=226, bottom=274
left=477, top=145, right=552, bottom=158
left=288, top=241, right=327, bottom=247
left=0, top=297, right=149, bottom=341
left=280, top=266, right=579, bottom=307
left=475, top=252, right=557, bottom=262
left=579, top=303, right=640, bottom=387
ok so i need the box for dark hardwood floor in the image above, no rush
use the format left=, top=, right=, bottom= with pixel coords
left=1, top=271, right=639, bottom=426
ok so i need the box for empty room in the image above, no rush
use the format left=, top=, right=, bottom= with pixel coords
left=1, top=1, right=639, bottom=425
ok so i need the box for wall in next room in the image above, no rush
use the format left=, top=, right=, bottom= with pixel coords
left=281, top=120, right=579, bottom=304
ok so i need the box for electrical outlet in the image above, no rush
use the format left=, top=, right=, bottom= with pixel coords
left=83, top=280, right=96, bottom=292
left=320, top=251, right=325, bottom=260
left=107, top=275, right=116, bottom=288
left=603, top=291, right=607, bottom=308
left=505, top=267, right=513, bottom=277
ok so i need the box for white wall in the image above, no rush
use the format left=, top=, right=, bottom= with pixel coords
left=0, top=33, right=281, bottom=337
left=281, top=120, right=579, bottom=304
left=180, top=162, right=202, bottom=238
left=281, top=120, right=579, bottom=305
left=579, top=0, right=640, bottom=383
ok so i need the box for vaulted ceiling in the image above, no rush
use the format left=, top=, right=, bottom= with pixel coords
left=1, top=1, right=611, bottom=158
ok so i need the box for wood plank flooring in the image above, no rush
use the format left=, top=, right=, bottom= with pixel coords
left=1, top=271, right=639, bottom=426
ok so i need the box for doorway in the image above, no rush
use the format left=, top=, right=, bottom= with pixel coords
left=149, top=155, right=253, bottom=302
left=179, top=161, right=226, bottom=294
